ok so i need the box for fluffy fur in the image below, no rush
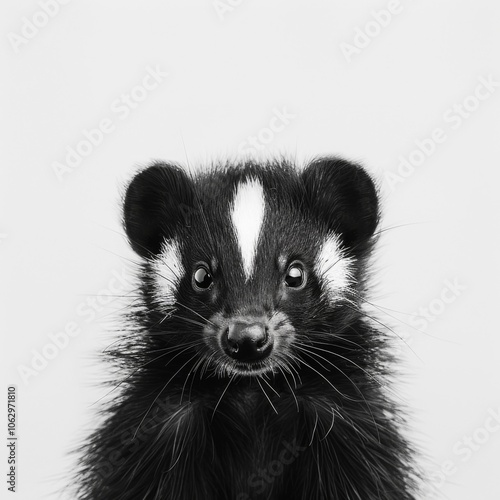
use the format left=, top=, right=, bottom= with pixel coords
left=75, top=157, right=418, bottom=499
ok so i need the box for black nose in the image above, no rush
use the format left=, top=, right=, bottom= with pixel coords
left=222, top=321, right=272, bottom=362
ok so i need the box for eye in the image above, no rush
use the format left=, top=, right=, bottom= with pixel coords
left=285, top=263, right=306, bottom=288
left=193, top=264, right=213, bottom=290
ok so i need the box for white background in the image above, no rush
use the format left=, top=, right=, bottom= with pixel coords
left=2, top=1, right=500, bottom=498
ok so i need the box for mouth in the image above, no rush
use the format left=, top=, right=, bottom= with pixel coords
left=210, top=356, right=277, bottom=378
left=229, top=359, right=275, bottom=376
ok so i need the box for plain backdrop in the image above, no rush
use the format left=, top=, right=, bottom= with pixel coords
left=2, top=1, right=500, bottom=498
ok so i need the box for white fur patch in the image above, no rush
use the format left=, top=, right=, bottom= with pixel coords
left=151, top=240, right=183, bottom=306
left=315, top=235, right=354, bottom=301
left=230, top=178, right=265, bottom=280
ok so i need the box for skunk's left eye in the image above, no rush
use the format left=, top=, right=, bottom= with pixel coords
left=193, top=265, right=213, bottom=290
left=285, top=263, right=306, bottom=288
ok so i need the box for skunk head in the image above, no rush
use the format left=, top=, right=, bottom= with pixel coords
left=123, top=158, right=379, bottom=378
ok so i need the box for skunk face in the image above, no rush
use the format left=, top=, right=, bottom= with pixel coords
left=124, top=158, right=379, bottom=379
left=76, top=157, right=418, bottom=500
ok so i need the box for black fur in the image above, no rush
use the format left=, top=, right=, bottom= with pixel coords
left=75, top=157, right=418, bottom=499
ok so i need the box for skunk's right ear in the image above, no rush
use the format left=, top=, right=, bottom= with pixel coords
left=301, top=157, right=379, bottom=249
left=123, top=162, right=194, bottom=258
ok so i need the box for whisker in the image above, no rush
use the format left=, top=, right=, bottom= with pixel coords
left=256, top=377, right=278, bottom=414
left=175, top=301, right=216, bottom=327
left=260, top=375, right=281, bottom=397
left=320, top=407, right=336, bottom=441
left=309, top=410, right=319, bottom=446
left=276, top=362, right=299, bottom=411
left=211, top=374, right=235, bottom=421
left=294, top=343, right=381, bottom=442
left=296, top=341, right=377, bottom=384
left=343, top=302, right=423, bottom=362
left=96, top=342, right=200, bottom=406
left=133, top=352, right=199, bottom=439
left=294, top=355, right=354, bottom=402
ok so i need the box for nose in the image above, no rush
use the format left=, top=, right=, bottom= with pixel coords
left=222, top=321, right=272, bottom=362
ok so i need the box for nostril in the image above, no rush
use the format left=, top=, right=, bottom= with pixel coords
left=222, top=322, right=272, bottom=362
left=223, top=327, right=239, bottom=354
left=255, top=327, right=269, bottom=349
left=227, top=339, right=239, bottom=354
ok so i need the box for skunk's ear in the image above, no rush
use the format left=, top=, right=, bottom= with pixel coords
left=301, top=157, right=379, bottom=248
left=123, top=162, right=194, bottom=258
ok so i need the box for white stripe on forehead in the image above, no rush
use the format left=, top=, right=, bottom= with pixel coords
left=230, top=178, right=265, bottom=281
left=315, top=234, right=354, bottom=301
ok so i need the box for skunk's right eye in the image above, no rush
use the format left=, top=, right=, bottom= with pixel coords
left=193, top=265, right=213, bottom=290
left=285, top=262, right=306, bottom=288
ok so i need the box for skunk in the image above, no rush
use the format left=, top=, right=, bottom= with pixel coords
left=75, top=157, right=418, bottom=499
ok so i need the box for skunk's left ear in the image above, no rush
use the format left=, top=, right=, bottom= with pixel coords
left=301, top=157, right=379, bottom=248
left=123, top=162, right=194, bottom=258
